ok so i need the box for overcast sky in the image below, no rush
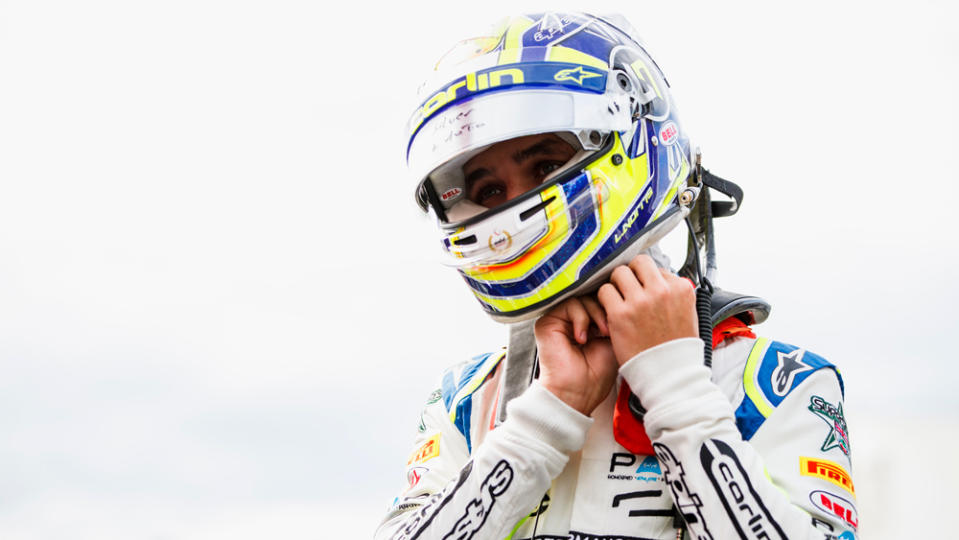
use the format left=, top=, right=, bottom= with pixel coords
left=0, top=1, right=956, bottom=538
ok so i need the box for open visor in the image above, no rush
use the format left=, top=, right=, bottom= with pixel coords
left=408, top=84, right=632, bottom=218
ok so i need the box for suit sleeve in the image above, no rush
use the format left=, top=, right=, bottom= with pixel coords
left=619, top=337, right=858, bottom=540
left=374, top=382, right=593, bottom=540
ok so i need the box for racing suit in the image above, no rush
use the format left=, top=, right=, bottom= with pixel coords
left=375, top=326, right=857, bottom=540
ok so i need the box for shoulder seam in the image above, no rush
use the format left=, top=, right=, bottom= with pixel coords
left=736, top=338, right=843, bottom=441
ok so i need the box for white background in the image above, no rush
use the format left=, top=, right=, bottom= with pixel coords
left=0, top=1, right=956, bottom=538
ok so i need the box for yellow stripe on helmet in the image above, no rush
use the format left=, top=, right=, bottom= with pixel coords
left=497, top=16, right=535, bottom=65
left=464, top=133, right=658, bottom=313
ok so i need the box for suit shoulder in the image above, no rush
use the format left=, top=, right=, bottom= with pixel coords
left=439, top=350, right=506, bottom=411
left=734, top=336, right=844, bottom=440
left=438, top=350, right=506, bottom=452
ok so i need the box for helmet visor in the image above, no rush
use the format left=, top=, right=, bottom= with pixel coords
left=409, top=85, right=632, bottom=215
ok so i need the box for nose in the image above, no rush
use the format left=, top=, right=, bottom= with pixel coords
left=506, top=173, right=543, bottom=202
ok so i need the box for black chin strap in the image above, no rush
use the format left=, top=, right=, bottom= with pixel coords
left=701, top=169, right=743, bottom=218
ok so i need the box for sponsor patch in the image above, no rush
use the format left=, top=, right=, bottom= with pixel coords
left=809, top=395, right=850, bottom=456
left=700, top=439, right=786, bottom=539
left=607, top=453, right=662, bottom=482
left=417, top=389, right=442, bottom=433
left=800, top=457, right=855, bottom=497
left=487, top=229, right=512, bottom=252
left=405, top=466, right=428, bottom=492
left=635, top=455, right=661, bottom=482
left=810, top=490, right=858, bottom=531
left=608, top=452, right=635, bottom=479
left=395, top=461, right=474, bottom=540
left=408, top=433, right=440, bottom=466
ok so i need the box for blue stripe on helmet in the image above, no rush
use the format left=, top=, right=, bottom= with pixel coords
left=461, top=172, right=597, bottom=298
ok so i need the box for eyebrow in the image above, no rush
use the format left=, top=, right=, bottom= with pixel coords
left=511, top=138, right=565, bottom=164
left=464, top=138, right=568, bottom=187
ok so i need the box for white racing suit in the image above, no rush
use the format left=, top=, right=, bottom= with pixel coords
left=375, top=333, right=857, bottom=540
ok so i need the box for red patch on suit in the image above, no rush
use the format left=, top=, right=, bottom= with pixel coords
left=612, top=317, right=756, bottom=454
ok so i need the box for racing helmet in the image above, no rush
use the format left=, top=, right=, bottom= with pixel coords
left=408, top=12, right=696, bottom=322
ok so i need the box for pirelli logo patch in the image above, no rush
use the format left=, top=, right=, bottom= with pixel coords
left=408, top=434, right=440, bottom=466
left=800, top=457, right=855, bottom=496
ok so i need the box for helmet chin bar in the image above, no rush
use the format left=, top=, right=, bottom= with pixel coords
left=487, top=202, right=691, bottom=324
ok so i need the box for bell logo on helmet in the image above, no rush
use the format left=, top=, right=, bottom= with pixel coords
left=659, top=122, right=679, bottom=145
left=441, top=187, right=462, bottom=201
left=554, top=65, right=603, bottom=86
left=488, top=230, right=513, bottom=253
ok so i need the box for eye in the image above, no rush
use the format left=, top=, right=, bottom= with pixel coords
left=535, top=161, right=564, bottom=179
left=472, top=182, right=506, bottom=206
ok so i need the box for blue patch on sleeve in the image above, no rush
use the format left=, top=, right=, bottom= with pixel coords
left=440, top=352, right=491, bottom=413
left=457, top=353, right=491, bottom=392
left=454, top=398, right=474, bottom=453
left=734, top=338, right=845, bottom=441
left=735, top=395, right=766, bottom=441
left=439, top=352, right=504, bottom=452
left=756, top=341, right=833, bottom=408
left=441, top=370, right=456, bottom=412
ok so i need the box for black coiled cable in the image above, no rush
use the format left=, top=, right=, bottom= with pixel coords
left=685, top=216, right=714, bottom=368
left=696, top=283, right=713, bottom=368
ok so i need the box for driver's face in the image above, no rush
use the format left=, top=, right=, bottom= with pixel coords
left=462, top=133, right=576, bottom=209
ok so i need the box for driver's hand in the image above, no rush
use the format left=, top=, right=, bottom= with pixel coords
left=534, top=295, right=618, bottom=416
left=597, top=254, right=699, bottom=366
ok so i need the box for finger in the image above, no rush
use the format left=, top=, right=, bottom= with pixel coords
left=664, top=270, right=696, bottom=292
left=580, top=295, right=609, bottom=336
left=609, top=265, right=642, bottom=300
left=668, top=270, right=696, bottom=290
left=597, top=282, right=622, bottom=310
left=629, top=254, right=667, bottom=291
left=562, top=297, right=592, bottom=345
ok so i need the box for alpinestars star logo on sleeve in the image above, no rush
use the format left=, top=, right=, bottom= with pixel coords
left=808, top=395, right=850, bottom=456
left=771, top=348, right=812, bottom=396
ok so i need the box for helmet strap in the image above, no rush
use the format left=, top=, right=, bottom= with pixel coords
left=495, top=319, right=538, bottom=425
